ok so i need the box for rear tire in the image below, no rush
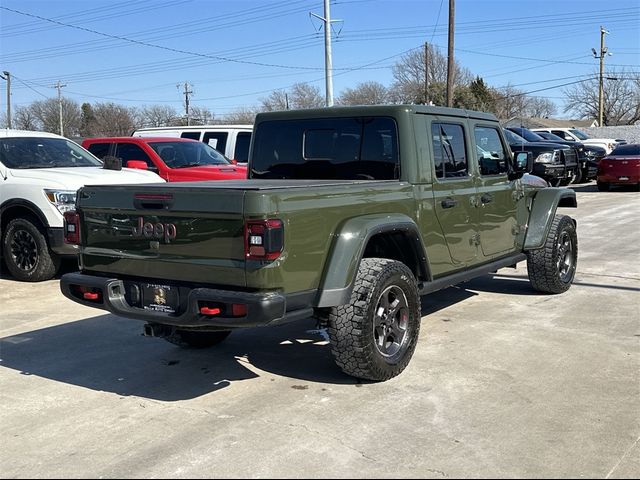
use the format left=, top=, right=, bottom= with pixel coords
left=527, top=215, right=577, bottom=294
left=164, top=329, right=231, bottom=348
left=327, top=258, right=421, bottom=381
left=597, top=181, right=610, bottom=191
left=2, top=217, right=60, bottom=282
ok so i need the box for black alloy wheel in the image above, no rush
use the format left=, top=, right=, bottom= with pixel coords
left=2, top=217, right=60, bottom=281
left=373, top=285, right=410, bottom=358
left=10, top=228, right=38, bottom=271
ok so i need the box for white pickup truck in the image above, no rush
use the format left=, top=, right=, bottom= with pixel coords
left=0, top=130, right=164, bottom=281
left=530, top=127, right=623, bottom=154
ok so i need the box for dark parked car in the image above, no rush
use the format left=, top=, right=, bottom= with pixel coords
left=506, top=127, right=592, bottom=183
left=502, top=128, right=577, bottom=186
left=597, top=144, right=640, bottom=191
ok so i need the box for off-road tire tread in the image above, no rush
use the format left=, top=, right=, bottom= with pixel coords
left=2, top=217, right=60, bottom=282
left=527, top=215, right=577, bottom=294
left=327, top=258, right=420, bottom=381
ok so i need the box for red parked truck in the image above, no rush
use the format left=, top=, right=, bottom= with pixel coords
left=82, top=137, right=247, bottom=182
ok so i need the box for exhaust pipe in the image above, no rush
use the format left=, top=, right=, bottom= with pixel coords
left=143, top=322, right=173, bottom=338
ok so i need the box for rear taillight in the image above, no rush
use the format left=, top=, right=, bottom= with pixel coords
left=63, top=211, right=80, bottom=244
left=245, top=219, right=284, bottom=261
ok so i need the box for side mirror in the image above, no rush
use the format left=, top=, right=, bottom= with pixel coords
left=102, top=155, right=122, bottom=171
left=509, top=151, right=532, bottom=180
left=126, top=160, right=148, bottom=170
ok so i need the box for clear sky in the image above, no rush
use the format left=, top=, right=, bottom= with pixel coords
left=1, top=0, right=638, bottom=119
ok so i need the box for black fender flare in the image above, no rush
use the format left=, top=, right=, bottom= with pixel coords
left=315, top=213, right=429, bottom=307
left=0, top=198, right=50, bottom=229
left=524, top=187, right=577, bottom=250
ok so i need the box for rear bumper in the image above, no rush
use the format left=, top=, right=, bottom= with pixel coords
left=47, top=227, right=79, bottom=256
left=597, top=173, right=640, bottom=185
left=60, top=272, right=313, bottom=328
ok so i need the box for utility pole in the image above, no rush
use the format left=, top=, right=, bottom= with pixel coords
left=424, top=42, right=429, bottom=105
left=446, top=0, right=455, bottom=107
left=0, top=71, right=10, bottom=128
left=178, top=82, right=193, bottom=126
left=53, top=80, right=66, bottom=136
left=311, top=0, right=341, bottom=107
left=592, top=26, right=610, bottom=126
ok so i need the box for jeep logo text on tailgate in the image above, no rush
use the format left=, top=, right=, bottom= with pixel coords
left=132, top=217, right=177, bottom=243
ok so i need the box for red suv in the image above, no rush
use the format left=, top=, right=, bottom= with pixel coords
left=82, top=137, right=247, bottom=182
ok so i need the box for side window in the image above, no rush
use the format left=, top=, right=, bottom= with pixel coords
left=203, top=132, right=228, bottom=154
left=86, top=142, right=112, bottom=160
left=551, top=130, right=571, bottom=141
left=474, top=126, right=509, bottom=176
left=115, top=143, right=156, bottom=171
left=233, top=132, right=251, bottom=162
left=180, top=132, right=200, bottom=140
left=431, top=123, right=468, bottom=179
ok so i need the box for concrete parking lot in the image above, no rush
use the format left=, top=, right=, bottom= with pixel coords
left=1, top=183, right=638, bottom=479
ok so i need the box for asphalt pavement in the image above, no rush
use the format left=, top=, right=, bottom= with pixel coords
left=1, top=183, right=638, bottom=478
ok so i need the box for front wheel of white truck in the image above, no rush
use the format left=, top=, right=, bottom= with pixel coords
left=327, top=258, right=421, bottom=381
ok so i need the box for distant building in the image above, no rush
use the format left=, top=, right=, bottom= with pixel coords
left=502, top=117, right=599, bottom=128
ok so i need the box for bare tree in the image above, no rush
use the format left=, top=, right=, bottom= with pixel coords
left=390, top=44, right=472, bottom=104
left=188, top=105, right=215, bottom=125
left=139, top=104, right=179, bottom=127
left=261, top=89, right=289, bottom=111
left=30, top=97, right=81, bottom=136
left=492, top=84, right=531, bottom=120
left=13, top=106, right=40, bottom=130
left=290, top=82, right=323, bottom=109
left=338, top=81, right=390, bottom=105
left=218, top=107, right=258, bottom=124
left=525, top=97, right=557, bottom=118
left=563, top=70, right=640, bottom=125
left=90, top=102, right=136, bottom=136
left=261, top=82, right=323, bottom=111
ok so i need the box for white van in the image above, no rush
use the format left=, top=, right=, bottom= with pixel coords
left=132, top=125, right=252, bottom=163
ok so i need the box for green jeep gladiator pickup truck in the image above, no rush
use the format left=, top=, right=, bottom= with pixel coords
left=61, top=105, right=578, bottom=381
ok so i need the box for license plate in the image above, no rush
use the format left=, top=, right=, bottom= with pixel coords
left=142, top=283, right=178, bottom=314
left=619, top=176, right=629, bottom=181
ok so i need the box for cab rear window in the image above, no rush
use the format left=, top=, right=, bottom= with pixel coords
left=251, top=117, right=399, bottom=180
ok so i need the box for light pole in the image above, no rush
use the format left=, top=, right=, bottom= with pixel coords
left=53, top=81, right=67, bottom=136
left=310, top=0, right=341, bottom=107
left=592, top=26, right=611, bottom=126
left=0, top=71, right=11, bottom=128
left=446, top=0, right=455, bottom=107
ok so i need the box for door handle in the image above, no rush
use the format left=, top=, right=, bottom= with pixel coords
left=441, top=197, right=458, bottom=209
left=480, top=194, right=493, bottom=204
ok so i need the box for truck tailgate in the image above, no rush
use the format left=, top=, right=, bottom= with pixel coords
left=77, top=184, right=247, bottom=286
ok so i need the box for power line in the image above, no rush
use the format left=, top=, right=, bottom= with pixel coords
left=10, top=74, right=50, bottom=99
left=0, top=6, right=325, bottom=71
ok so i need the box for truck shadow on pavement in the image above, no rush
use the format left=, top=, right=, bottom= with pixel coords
left=0, top=285, right=476, bottom=401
